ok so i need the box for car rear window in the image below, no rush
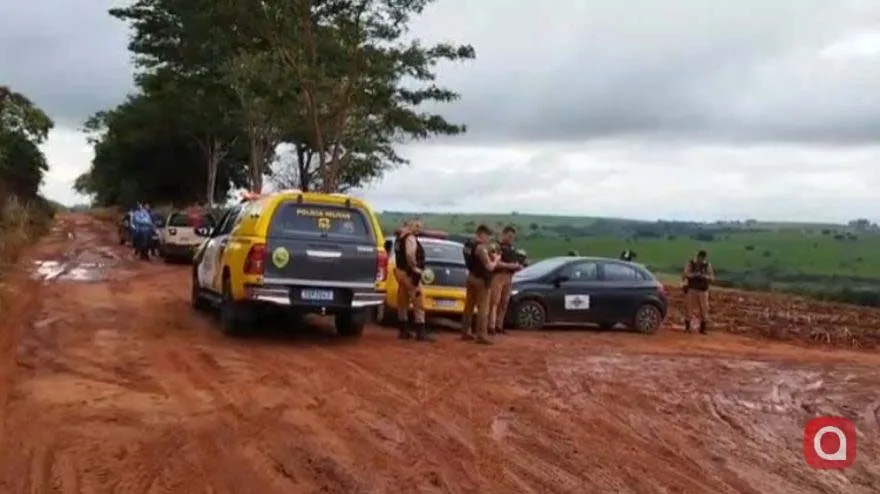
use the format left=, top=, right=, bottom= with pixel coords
left=168, top=213, right=214, bottom=227
left=422, top=240, right=464, bottom=263
left=269, top=202, right=373, bottom=240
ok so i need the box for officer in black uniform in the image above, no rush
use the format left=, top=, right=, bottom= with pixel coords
left=393, top=219, right=433, bottom=342
left=461, top=224, right=499, bottom=344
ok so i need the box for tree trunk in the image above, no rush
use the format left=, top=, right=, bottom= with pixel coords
left=195, top=135, right=232, bottom=207
left=248, top=133, right=265, bottom=192
left=295, top=144, right=313, bottom=191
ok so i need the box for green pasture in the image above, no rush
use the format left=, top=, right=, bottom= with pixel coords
left=518, top=232, right=880, bottom=278
left=378, top=212, right=880, bottom=280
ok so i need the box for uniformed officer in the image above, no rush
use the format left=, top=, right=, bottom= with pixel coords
left=393, top=219, right=433, bottom=342
left=461, top=224, right=499, bottom=344
left=683, top=250, right=714, bottom=334
left=488, top=225, right=523, bottom=334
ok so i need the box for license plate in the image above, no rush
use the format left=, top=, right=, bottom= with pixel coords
left=434, top=299, right=457, bottom=308
left=301, top=289, right=334, bottom=301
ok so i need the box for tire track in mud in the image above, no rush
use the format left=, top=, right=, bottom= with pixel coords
left=1, top=213, right=879, bottom=493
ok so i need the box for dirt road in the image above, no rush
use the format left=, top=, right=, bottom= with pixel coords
left=0, top=214, right=878, bottom=493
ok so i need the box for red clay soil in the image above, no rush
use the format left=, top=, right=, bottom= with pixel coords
left=0, top=213, right=878, bottom=493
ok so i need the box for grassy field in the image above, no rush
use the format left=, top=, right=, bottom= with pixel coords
left=378, top=212, right=880, bottom=282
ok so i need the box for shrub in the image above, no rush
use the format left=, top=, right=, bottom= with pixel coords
left=0, top=195, right=54, bottom=270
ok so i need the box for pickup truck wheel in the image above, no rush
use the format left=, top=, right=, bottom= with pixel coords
left=191, top=268, right=210, bottom=312
left=513, top=300, right=546, bottom=330
left=632, top=304, right=663, bottom=334
left=378, top=302, right=397, bottom=326
left=336, top=310, right=366, bottom=338
left=220, top=276, right=250, bottom=337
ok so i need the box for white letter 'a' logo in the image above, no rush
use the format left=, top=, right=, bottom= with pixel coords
left=814, top=426, right=847, bottom=461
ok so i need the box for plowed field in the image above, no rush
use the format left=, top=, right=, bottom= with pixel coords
left=0, top=214, right=877, bottom=493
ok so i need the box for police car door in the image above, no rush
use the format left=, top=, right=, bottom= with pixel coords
left=198, top=206, right=240, bottom=292
left=553, top=261, right=602, bottom=323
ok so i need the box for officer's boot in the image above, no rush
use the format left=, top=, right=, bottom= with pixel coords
left=414, top=322, right=435, bottom=342
left=699, top=320, right=708, bottom=335
left=397, top=320, right=412, bottom=340
left=684, top=319, right=692, bottom=333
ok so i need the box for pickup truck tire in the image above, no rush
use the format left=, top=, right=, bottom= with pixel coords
left=220, top=275, right=251, bottom=337
left=336, top=310, right=366, bottom=338
left=378, top=302, right=397, bottom=326
left=190, top=268, right=210, bottom=312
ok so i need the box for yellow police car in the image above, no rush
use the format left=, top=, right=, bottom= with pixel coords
left=376, top=230, right=468, bottom=324
left=190, top=190, right=387, bottom=337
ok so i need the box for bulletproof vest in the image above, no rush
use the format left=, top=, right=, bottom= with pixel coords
left=395, top=233, right=425, bottom=272
left=687, top=260, right=711, bottom=290
left=463, top=239, right=490, bottom=279
left=496, top=241, right=519, bottom=272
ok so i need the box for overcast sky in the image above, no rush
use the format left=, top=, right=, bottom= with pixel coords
left=3, top=0, right=880, bottom=221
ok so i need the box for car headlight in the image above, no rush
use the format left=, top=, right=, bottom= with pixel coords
left=509, top=289, right=518, bottom=296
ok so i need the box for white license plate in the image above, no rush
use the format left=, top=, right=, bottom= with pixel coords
left=301, top=289, right=334, bottom=301
left=434, top=299, right=457, bottom=308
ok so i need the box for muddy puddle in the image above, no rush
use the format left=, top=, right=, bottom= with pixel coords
left=32, top=246, right=120, bottom=283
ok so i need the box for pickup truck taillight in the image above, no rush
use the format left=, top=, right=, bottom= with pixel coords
left=376, top=250, right=388, bottom=282
left=244, top=244, right=266, bottom=275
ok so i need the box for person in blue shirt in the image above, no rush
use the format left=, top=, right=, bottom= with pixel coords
left=131, top=202, right=154, bottom=260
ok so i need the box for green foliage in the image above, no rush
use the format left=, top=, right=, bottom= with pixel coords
left=80, top=0, right=474, bottom=206
left=0, top=87, right=54, bottom=201
left=75, top=94, right=249, bottom=206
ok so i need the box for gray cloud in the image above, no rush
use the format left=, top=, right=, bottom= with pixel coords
left=0, top=0, right=133, bottom=128
left=415, top=0, right=880, bottom=144
left=4, top=0, right=880, bottom=146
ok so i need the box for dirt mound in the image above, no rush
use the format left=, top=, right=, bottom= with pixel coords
left=0, top=213, right=877, bottom=493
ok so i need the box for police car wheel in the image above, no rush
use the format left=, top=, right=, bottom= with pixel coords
left=336, top=310, right=365, bottom=338
left=190, top=268, right=210, bottom=312
left=632, top=304, right=663, bottom=334
left=220, top=276, right=250, bottom=337
left=378, top=302, right=397, bottom=326
left=513, top=300, right=546, bottom=330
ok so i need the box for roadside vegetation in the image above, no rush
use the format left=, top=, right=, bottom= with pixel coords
left=0, top=87, right=57, bottom=279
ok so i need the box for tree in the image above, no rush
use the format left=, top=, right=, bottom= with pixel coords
left=221, top=50, right=294, bottom=191
left=110, top=0, right=250, bottom=204
left=0, top=87, right=53, bottom=199
left=76, top=93, right=248, bottom=206
left=234, top=0, right=475, bottom=192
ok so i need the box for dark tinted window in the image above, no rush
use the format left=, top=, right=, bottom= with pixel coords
left=269, top=203, right=372, bottom=240
left=559, top=261, right=599, bottom=280
left=603, top=263, right=643, bottom=281
left=169, top=213, right=215, bottom=227
left=514, top=257, right=569, bottom=280
left=422, top=240, right=464, bottom=263
left=214, top=206, right=242, bottom=236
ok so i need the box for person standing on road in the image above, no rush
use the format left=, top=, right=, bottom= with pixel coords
left=131, top=202, right=154, bottom=261
left=461, top=224, right=500, bottom=345
left=683, top=249, right=715, bottom=334
left=488, top=225, right=523, bottom=335
left=393, top=218, right=433, bottom=342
